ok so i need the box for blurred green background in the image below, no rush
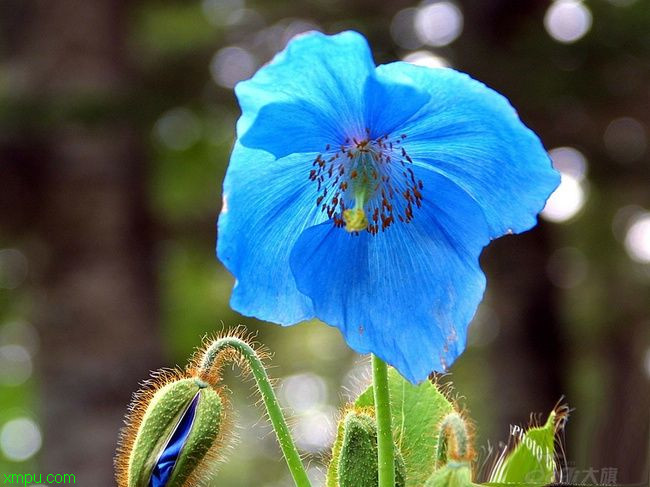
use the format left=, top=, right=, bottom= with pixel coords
left=0, top=0, right=649, bottom=485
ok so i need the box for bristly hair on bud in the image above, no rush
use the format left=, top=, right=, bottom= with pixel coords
left=186, top=326, right=272, bottom=389
left=327, top=405, right=406, bottom=487
left=435, top=411, right=476, bottom=467
left=114, top=346, right=236, bottom=487
left=116, top=327, right=312, bottom=487
left=185, top=328, right=312, bottom=487
left=424, top=404, right=477, bottom=487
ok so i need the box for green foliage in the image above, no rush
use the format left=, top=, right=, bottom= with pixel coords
left=354, top=368, right=455, bottom=486
left=486, top=411, right=560, bottom=487
left=326, top=368, right=565, bottom=487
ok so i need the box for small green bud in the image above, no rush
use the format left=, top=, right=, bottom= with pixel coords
left=435, top=412, right=473, bottom=467
left=426, top=412, right=476, bottom=487
left=337, top=410, right=405, bottom=487
left=116, top=375, right=226, bottom=487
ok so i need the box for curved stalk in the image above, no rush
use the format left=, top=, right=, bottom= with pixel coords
left=200, top=337, right=312, bottom=487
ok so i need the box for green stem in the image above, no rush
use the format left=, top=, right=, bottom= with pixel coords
left=200, top=337, right=312, bottom=487
left=372, top=354, right=395, bottom=487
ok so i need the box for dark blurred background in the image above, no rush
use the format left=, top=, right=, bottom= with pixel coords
left=0, top=0, right=649, bottom=485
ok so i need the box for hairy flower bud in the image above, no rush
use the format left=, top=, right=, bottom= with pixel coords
left=336, top=409, right=405, bottom=487
left=425, top=412, right=475, bottom=487
left=115, top=373, right=228, bottom=487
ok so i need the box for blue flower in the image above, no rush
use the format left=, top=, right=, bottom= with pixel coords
left=217, top=31, right=559, bottom=383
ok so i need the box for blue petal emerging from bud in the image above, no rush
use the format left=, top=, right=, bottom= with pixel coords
left=150, top=393, right=200, bottom=487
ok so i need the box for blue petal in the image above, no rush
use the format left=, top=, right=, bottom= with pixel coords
left=375, top=62, right=560, bottom=238
left=149, top=392, right=200, bottom=487
left=363, top=72, right=430, bottom=140
left=236, top=31, right=375, bottom=156
left=217, top=143, right=326, bottom=324
left=241, top=99, right=344, bottom=158
left=289, top=169, right=490, bottom=383
left=241, top=74, right=431, bottom=158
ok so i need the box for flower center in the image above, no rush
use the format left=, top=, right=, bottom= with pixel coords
left=309, top=132, right=424, bottom=235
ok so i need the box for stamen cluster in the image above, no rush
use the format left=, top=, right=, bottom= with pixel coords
left=309, top=131, right=424, bottom=235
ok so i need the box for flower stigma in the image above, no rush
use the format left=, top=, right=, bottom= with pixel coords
left=309, top=131, right=424, bottom=235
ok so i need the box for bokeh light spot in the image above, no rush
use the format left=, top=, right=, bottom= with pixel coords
left=0, top=345, right=32, bottom=386
left=0, top=321, right=40, bottom=355
left=154, top=108, right=201, bottom=151
left=544, top=0, right=592, bottom=44
left=624, top=212, right=650, bottom=263
left=279, top=373, right=327, bottom=413
left=414, top=1, right=463, bottom=47
left=201, top=0, right=244, bottom=26
left=612, top=205, right=643, bottom=242
left=391, top=8, right=422, bottom=50
left=281, top=20, right=320, bottom=47
left=0, top=417, right=42, bottom=462
left=307, top=467, right=326, bottom=486
left=402, top=50, right=450, bottom=68
left=292, top=407, right=336, bottom=452
left=542, top=170, right=587, bottom=223
left=210, top=46, right=256, bottom=89
left=549, top=146, right=587, bottom=181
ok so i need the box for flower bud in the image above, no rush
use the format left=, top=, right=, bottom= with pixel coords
left=116, top=374, right=226, bottom=487
left=336, top=409, right=405, bottom=487
left=425, top=412, right=475, bottom=487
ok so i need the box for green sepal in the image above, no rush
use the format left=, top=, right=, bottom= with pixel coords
left=328, top=410, right=405, bottom=487
left=166, top=387, right=222, bottom=486
left=127, top=377, right=223, bottom=487
left=129, top=378, right=199, bottom=486
left=338, top=412, right=379, bottom=487
left=354, top=368, right=455, bottom=486
left=486, top=410, right=559, bottom=487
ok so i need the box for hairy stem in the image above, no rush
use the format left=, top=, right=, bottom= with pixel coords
left=372, top=354, right=395, bottom=487
left=200, top=337, right=312, bottom=487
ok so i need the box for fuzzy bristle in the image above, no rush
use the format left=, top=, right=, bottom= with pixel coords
left=327, top=405, right=376, bottom=486
left=180, top=393, right=236, bottom=487
left=114, top=368, right=187, bottom=487
left=186, top=327, right=272, bottom=388
left=114, top=352, right=240, bottom=487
